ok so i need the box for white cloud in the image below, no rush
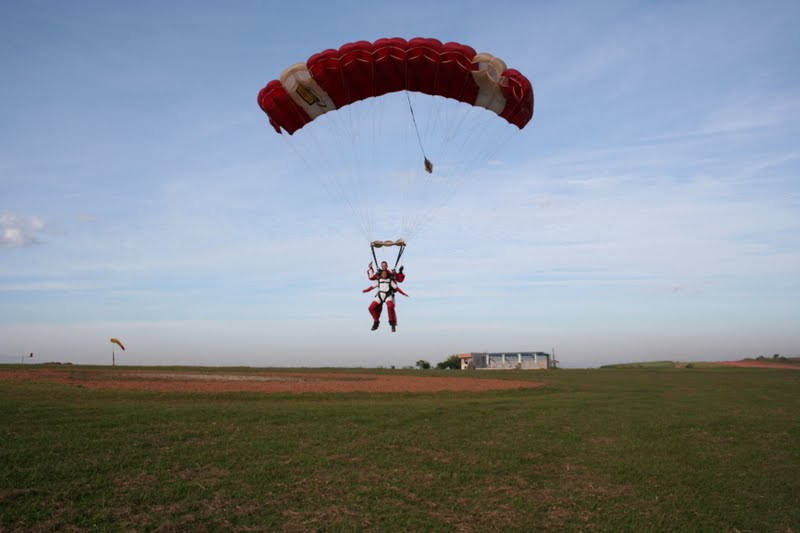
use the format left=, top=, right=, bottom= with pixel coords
left=0, top=280, right=103, bottom=292
left=0, top=213, right=45, bottom=247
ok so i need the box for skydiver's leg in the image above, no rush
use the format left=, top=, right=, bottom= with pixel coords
left=387, top=301, right=397, bottom=332
left=369, top=301, right=382, bottom=330
left=369, top=301, right=382, bottom=321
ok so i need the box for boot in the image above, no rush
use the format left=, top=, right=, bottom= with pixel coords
left=390, top=322, right=396, bottom=332
left=371, top=321, right=379, bottom=331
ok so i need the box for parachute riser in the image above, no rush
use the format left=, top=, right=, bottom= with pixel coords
left=370, top=245, right=380, bottom=271
left=394, top=244, right=406, bottom=270
left=370, top=241, right=406, bottom=272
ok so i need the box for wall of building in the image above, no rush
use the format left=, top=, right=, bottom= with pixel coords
left=469, top=352, right=551, bottom=370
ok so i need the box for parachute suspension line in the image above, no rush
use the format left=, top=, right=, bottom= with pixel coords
left=320, top=118, right=371, bottom=238
left=348, top=89, right=371, bottom=240
left=398, top=98, right=462, bottom=241
left=399, top=92, right=417, bottom=240
left=422, top=58, right=445, bottom=158
left=370, top=243, right=379, bottom=271
left=335, top=96, right=375, bottom=240
left=401, top=112, right=523, bottom=241
left=399, top=100, right=462, bottom=241
left=448, top=69, right=478, bottom=143
left=462, top=120, right=519, bottom=176
left=408, top=98, right=501, bottom=240
left=365, top=92, right=386, bottom=242
left=394, top=243, right=406, bottom=269
left=282, top=115, right=371, bottom=241
left=406, top=91, right=433, bottom=174
left=335, top=75, right=371, bottom=240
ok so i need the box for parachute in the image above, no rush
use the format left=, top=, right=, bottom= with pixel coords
left=110, top=338, right=125, bottom=351
left=258, top=38, right=533, bottom=135
left=257, top=37, right=534, bottom=260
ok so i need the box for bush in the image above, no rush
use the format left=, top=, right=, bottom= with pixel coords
left=436, top=355, right=461, bottom=370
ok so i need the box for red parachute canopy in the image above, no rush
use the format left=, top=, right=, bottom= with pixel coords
left=257, top=37, right=534, bottom=135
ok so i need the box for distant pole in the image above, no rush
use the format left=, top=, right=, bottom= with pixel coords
left=552, top=346, right=556, bottom=369
left=112, top=350, right=115, bottom=367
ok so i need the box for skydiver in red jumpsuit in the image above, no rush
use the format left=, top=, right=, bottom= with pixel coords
left=368, top=261, right=405, bottom=283
left=363, top=269, right=408, bottom=332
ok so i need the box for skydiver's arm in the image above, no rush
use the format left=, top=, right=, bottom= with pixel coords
left=367, top=262, right=377, bottom=280
left=391, top=281, right=409, bottom=297
left=362, top=284, right=377, bottom=293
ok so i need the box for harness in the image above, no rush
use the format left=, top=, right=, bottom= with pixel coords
left=376, top=278, right=395, bottom=303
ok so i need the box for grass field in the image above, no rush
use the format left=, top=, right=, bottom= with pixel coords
left=1, top=365, right=799, bottom=531
left=599, top=361, right=677, bottom=369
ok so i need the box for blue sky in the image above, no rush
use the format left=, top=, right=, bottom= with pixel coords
left=1, top=1, right=798, bottom=367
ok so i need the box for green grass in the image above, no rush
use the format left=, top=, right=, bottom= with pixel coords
left=599, top=360, right=677, bottom=369
left=1, top=366, right=799, bottom=531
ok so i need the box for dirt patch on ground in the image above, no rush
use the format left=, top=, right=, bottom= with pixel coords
left=0, top=367, right=544, bottom=394
left=718, top=361, right=800, bottom=370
